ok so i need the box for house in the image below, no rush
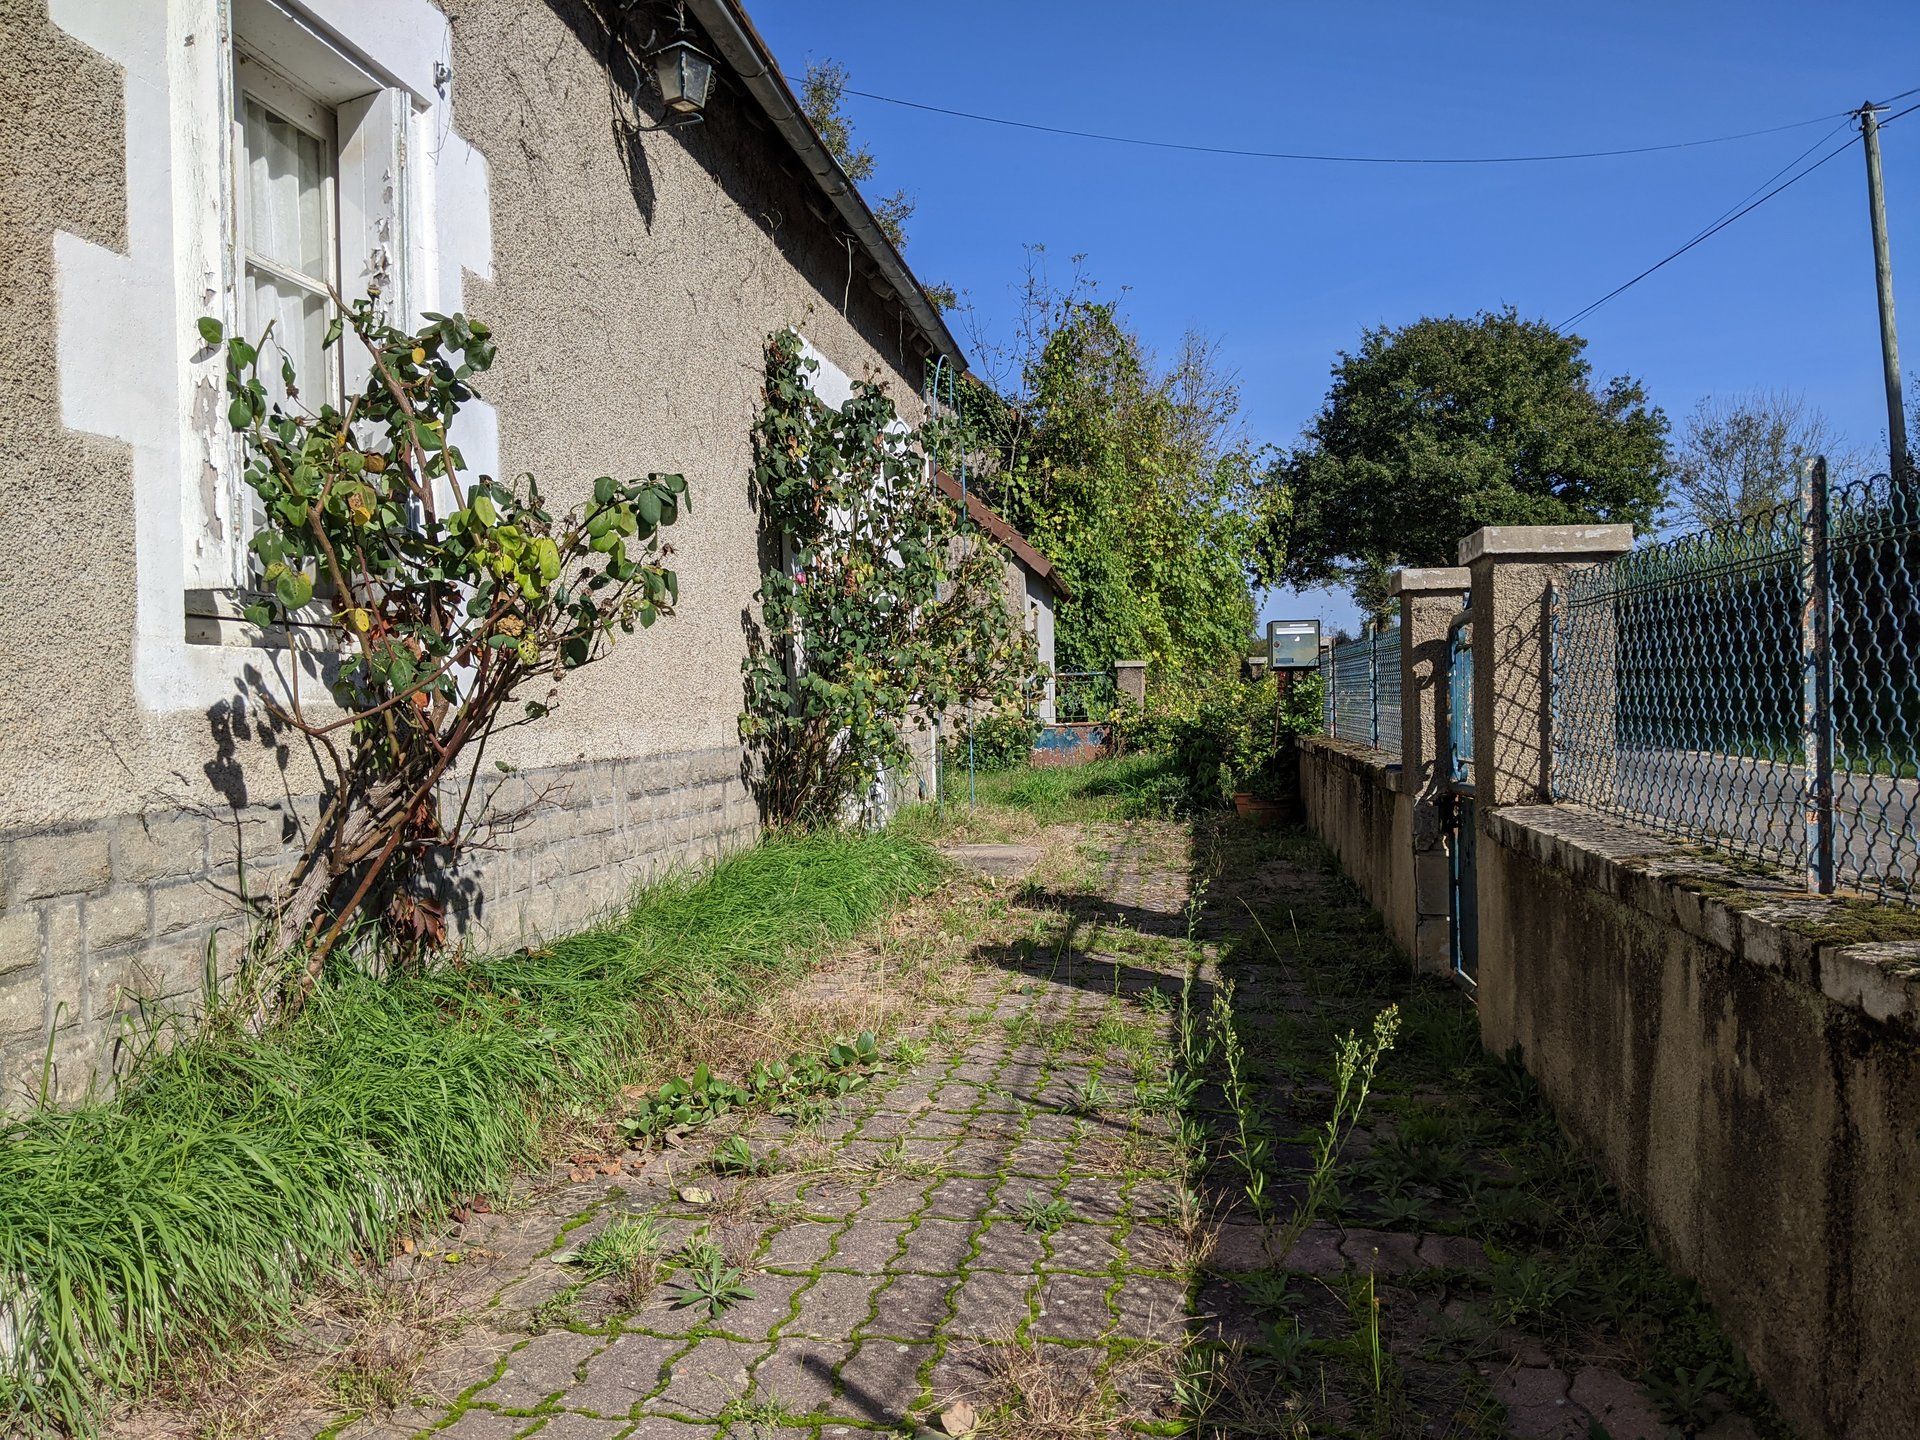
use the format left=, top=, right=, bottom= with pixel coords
left=0, top=0, right=965, bottom=1101
left=934, top=469, right=1069, bottom=720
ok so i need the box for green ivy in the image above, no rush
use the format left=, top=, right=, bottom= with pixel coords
left=741, top=331, right=1034, bottom=825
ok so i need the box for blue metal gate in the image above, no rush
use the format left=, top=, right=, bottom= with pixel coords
left=1446, top=610, right=1477, bottom=986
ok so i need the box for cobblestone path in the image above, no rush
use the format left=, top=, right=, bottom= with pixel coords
left=206, top=819, right=1774, bottom=1440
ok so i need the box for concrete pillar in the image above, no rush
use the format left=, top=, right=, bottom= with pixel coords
left=1460, top=525, right=1633, bottom=808
left=1114, top=660, right=1147, bottom=708
left=1390, top=566, right=1470, bottom=974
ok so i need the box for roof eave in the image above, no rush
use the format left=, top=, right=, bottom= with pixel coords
left=683, top=0, right=968, bottom=378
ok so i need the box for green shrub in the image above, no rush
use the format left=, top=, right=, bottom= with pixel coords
left=1122, top=672, right=1325, bottom=810
left=946, top=712, right=1041, bottom=772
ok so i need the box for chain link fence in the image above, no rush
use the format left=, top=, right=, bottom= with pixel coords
left=1551, top=463, right=1920, bottom=902
left=1317, top=626, right=1403, bottom=761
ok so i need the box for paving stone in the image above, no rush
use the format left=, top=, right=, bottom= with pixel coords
left=475, top=1331, right=603, bottom=1411
left=757, top=1220, right=840, bottom=1271
left=565, top=1331, right=682, bottom=1416
left=1002, top=1140, right=1071, bottom=1177
left=1109, top=1274, right=1188, bottom=1342
left=893, top=1217, right=973, bottom=1274
left=1568, top=1365, right=1679, bottom=1440
left=794, top=1179, right=865, bottom=1219
left=834, top=1338, right=932, bottom=1423
left=861, top=1179, right=932, bottom=1221
left=430, top=1410, right=523, bottom=1439
left=1417, top=1232, right=1492, bottom=1271
left=1040, top=1222, right=1119, bottom=1272
left=945, top=1270, right=1033, bottom=1340
left=829, top=1216, right=907, bottom=1272
left=1485, top=1364, right=1584, bottom=1439
left=1339, top=1227, right=1426, bottom=1275
left=709, top=1271, right=806, bottom=1340
left=1031, top=1272, right=1111, bottom=1341
left=748, top=1336, right=847, bottom=1416
left=967, top=1219, right=1044, bottom=1272
left=787, top=1271, right=884, bottom=1339
left=924, top=1175, right=995, bottom=1218
left=648, top=1336, right=764, bottom=1419
left=520, top=1413, right=633, bottom=1438
left=862, top=1272, right=955, bottom=1337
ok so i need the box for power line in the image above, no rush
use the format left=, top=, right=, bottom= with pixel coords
left=815, top=77, right=1858, bottom=167
left=1556, top=98, right=1916, bottom=331
left=1556, top=134, right=1860, bottom=332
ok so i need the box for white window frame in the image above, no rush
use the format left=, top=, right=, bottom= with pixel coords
left=233, top=51, right=346, bottom=413
left=187, top=0, right=415, bottom=613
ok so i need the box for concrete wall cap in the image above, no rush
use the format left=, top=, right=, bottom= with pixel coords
left=1388, top=566, right=1471, bottom=596
left=1113, top=659, right=1147, bottom=669
left=1456, top=524, right=1634, bottom=566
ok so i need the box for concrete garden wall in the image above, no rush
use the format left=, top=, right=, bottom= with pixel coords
left=1475, top=803, right=1920, bottom=1440
left=1297, top=736, right=1414, bottom=957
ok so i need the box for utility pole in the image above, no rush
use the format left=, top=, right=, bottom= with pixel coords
left=1860, top=102, right=1910, bottom=489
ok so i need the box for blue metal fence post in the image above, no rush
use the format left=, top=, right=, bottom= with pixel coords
left=1366, top=622, right=1380, bottom=750
left=1800, top=456, right=1835, bottom=893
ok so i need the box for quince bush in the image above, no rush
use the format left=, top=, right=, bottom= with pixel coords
left=202, top=297, right=686, bottom=988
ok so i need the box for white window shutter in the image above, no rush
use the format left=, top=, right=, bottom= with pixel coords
left=336, top=86, right=409, bottom=393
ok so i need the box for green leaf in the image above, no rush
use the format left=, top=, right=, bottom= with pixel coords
left=228, top=396, right=254, bottom=429
left=274, top=571, right=314, bottom=610
left=197, top=317, right=224, bottom=346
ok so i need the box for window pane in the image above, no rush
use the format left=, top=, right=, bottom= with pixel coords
left=247, top=265, right=330, bottom=407
left=243, top=97, right=330, bottom=279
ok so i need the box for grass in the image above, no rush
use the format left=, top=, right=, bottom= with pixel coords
left=922, top=751, right=1183, bottom=827
left=0, top=828, right=941, bottom=1434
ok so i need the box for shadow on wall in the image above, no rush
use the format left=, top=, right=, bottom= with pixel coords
left=541, top=0, right=924, bottom=377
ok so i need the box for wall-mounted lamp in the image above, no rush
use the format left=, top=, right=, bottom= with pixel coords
left=647, top=38, right=715, bottom=124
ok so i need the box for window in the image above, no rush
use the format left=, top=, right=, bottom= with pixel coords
left=187, top=2, right=416, bottom=628
left=236, top=56, right=343, bottom=412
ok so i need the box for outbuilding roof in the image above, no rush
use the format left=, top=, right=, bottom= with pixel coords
left=934, top=470, right=1072, bottom=600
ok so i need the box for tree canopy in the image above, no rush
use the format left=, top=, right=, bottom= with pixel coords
left=960, top=268, right=1258, bottom=677
left=1263, top=310, right=1670, bottom=614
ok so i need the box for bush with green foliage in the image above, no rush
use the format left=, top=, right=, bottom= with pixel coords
left=201, top=299, right=685, bottom=985
left=1123, top=672, right=1325, bottom=809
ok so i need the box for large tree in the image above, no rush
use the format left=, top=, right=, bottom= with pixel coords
left=962, top=265, right=1258, bottom=677
left=1264, top=310, right=1670, bottom=614
left=1668, top=389, right=1865, bottom=530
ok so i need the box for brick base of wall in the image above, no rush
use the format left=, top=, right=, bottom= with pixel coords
left=0, top=745, right=757, bottom=1106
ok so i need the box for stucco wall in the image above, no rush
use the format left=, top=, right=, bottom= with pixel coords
left=1479, top=803, right=1920, bottom=1440
left=0, top=0, right=943, bottom=1100
left=1297, top=736, right=1414, bottom=956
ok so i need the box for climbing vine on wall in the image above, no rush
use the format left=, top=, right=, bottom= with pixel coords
left=741, top=330, right=1034, bottom=826
left=205, top=297, right=686, bottom=997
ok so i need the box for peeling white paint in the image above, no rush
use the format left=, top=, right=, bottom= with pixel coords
left=49, top=0, right=495, bottom=713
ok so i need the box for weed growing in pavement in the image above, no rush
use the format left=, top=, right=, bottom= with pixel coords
left=1271, top=1005, right=1400, bottom=1266
left=669, top=1257, right=756, bottom=1320
left=620, top=1030, right=884, bottom=1143
left=708, top=1136, right=767, bottom=1177
left=1015, top=1192, right=1075, bottom=1235
left=1210, top=981, right=1273, bottom=1221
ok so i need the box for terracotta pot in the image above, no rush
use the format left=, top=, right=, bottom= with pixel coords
left=1232, top=792, right=1286, bottom=825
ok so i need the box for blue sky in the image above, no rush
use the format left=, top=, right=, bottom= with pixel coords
left=751, top=2, right=1920, bottom=637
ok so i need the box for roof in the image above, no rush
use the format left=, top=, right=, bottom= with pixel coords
left=933, top=470, right=1072, bottom=600
left=682, top=0, right=967, bottom=378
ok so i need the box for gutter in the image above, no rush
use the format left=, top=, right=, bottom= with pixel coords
left=681, top=0, right=968, bottom=377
